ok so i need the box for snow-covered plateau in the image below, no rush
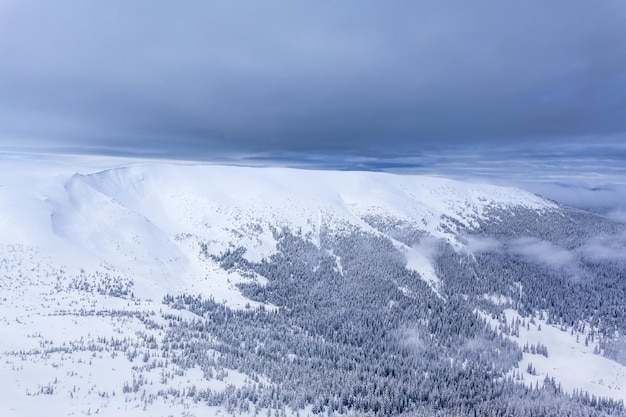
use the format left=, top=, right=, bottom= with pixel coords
left=1, top=154, right=625, bottom=416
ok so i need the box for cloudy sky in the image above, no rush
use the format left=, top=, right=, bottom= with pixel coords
left=1, top=0, right=626, bottom=214
left=1, top=0, right=625, bottom=156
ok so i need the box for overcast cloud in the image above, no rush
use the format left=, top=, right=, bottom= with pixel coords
left=2, top=1, right=626, bottom=217
left=1, top=0, right=625, bottom=158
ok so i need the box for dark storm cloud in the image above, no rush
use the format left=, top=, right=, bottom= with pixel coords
left=1, top=0, right=625, bottom=157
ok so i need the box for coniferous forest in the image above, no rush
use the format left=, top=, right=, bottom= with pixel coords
left=146, top=207, right=626, bottom=416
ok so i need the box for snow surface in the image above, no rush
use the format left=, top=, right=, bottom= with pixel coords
left=0, top=154, right=565, bottom=416
left=0, top=154, right=555, bottom=301
left=481, top=309, right=626, bottom=404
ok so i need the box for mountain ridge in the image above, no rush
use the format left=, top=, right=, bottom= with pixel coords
left=1, top=157, right=625, bottom=417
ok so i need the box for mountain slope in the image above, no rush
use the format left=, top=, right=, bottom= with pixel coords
left=1, top=158, right=555, bottom=302
left=1, top=156, right=625, bottom=417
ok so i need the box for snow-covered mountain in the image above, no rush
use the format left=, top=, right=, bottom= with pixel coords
left=1, top=155, right=625, bottom=417
left=1, top=158, right=553, bottom=292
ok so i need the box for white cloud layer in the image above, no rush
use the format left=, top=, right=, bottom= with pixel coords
left=463, top=236, right=502, bottom=254
left=509, top=237, right=576, bottom=269
left=578, top=233, right=626, bottom=262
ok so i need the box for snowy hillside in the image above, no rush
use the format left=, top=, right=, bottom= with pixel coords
left=1, top=155, right=625, bottom=417
left=0, top=156, right=552, bottom=302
